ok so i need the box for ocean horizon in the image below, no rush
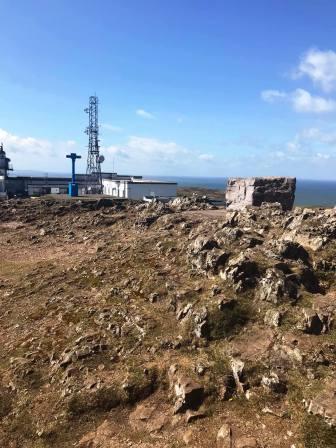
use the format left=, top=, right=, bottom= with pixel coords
left=9, top=171, right=336, bottom=207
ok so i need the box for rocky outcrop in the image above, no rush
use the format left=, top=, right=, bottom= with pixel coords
left=298, top=292, right=335, bottom=334
left=257, top=268, right=298, bottom=304
left=226, top=177, right=296, bottom=211
left=1, top=196, right=336, bottom=448
left=304, top=379, right=336, bottom=427
left=220, top=253, right=259, bottom=291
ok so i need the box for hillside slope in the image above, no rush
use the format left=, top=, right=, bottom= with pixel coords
left=0, top=197, right=335, bottom=448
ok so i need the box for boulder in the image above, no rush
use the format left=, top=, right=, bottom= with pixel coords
left=217, top=423, right=232, bottom=448
left=299, top=309, right=326, bottom=335
left=226, top=177, right=296, bottom=211
left=220, top=253, right=259, bottom=291
left=261, top=371, right=287, bottom=393
left=174, top=376, right=204, bottom=413
left=230, top=358, right=245, bottom=394
left=270, top=344, right=303, bottom=369
left=235, top=437, right=259, bottom=448
left=304, top=379, right=336, bottom=426
left=257, top=268, right=298, bottom=304
left=299, top=293, right=335, bottom=334
left=191, top=236, right=219, bottom=254
left=276, top=240, right=309, bottom=262
left=129, top=402, right=168, bottom=433
left=264, top=309, right=282, bottom=327
left=194, top=306, right=210, bottom=339
left=190, top=249, right=230, bottom=275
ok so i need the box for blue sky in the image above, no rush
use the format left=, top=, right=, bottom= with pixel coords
left=1, top=0, right=336, bottom=179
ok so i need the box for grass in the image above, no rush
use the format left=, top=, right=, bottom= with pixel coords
left=67, top=385, right=123, bottom=416
left=301, top=415, right=336, bottom=448
left=208, top=299, right=252, bottom=340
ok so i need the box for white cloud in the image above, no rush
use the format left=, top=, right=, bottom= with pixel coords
left=136, top=109, right=155, bottom=119
left=293, top=48, right=336, bottom=92
left=105, top=136, right=190, bottom=164
left=101, top=123, right=123, bottom=133
left=0, top=128, right=53, bottom=156
left=261, top=90, right=287, bottom=103
left=270, top=127, right=336, bottom=164
left=0, top=128, right=80, bottom=171
left=291, top=88, right=336, bottom=113
left=262, top=48, right=336, bottom=114
left=261, top=88, right=336, bottom=113
left=199, top=153, right=214, bottom=161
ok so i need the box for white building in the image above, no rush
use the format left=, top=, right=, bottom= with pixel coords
left=102, top=173, right=177, bottom=200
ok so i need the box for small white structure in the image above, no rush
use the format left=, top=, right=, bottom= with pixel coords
left=102, top=173, right=177, bottom=200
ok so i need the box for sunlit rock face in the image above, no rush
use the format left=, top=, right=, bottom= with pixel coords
left=226, top=177, right=296, bottom=211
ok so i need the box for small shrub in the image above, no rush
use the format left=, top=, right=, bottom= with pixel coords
left=208, top=300, right=251, bottom=340
left=124, top=367, right=158, bottom=404
left=67, top=386, right=123, bottom=416
left=301, top=415, right=336, bottom=448
left=0, top=389, right=12, bottom=418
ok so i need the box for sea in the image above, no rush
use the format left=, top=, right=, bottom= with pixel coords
left=10, top=171, right=336, bottom=207
left=147, top=176, right=336, bottom=208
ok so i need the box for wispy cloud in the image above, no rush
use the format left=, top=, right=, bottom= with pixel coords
left=261, top=90, right=287, bottom=103
left=262, top=48, right=336, bottom=114
left=101, top=123, right=123, bottom=133
left=269, top=127, right=336, bottom=163
left=199, top=153, right=214, bottom=161
left=136, top=109, right=155, bottom=119
left=105, top=136, right=190, bottom=163
left=261, top=88, right=336, bottom=113
left=292, top=48, right=336, bottom=92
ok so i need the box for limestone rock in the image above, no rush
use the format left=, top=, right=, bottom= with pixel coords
left=220, top=253, right=259, bottom=291
left=235, top=437, right=258, bottom=448
left=129, top=402, right=168, bottom=433
left=264, top=309, right=282, bottom=327
left=192, top=236, right=219, bottom=253
left=261, top=371, right=287, bottom=393
left=230, top=358, right=245, bottom=394
left=258, top=268, right=297, bottom=304
left=299, top=292, right=335, bottom=334
left=174, top=376, right=204, bottom=413
left=226, top=177, right=296, bottom=211
left=276, top=240, right=309, bottom=262
left=304, top=379, right=336, bottom=427
left=217, top=423, right=232, bottom=448
left=185, top=409, right=206, bottom=423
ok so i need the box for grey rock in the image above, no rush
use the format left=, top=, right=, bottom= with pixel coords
left=220, top=253, right=259, bottom=291
left=230, top=357, right=245, bottom=394
left=226, top=177, right=296, bottom=211
left=176, top=303, right=193, bottom=321
left=264, top=309, right=282, bottom=327
left=304, top=379, right=336, bottom=427
left=258, top=268, right=298, bottom=304
left=216, top=423, right=232, bottom=448
left=185, top=409, right=206, bottom=423
left=174, top=376, right=204, bottom=413
left=235, top=437, right=259, bottom=448
left=261, top=371, right=287, bottom=393
left=276, top=240, right=309, bottom=262
left=191, top=236, right=219, bottom=254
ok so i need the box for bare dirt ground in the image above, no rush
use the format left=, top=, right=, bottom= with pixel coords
left=0, top=196, right=335, bottom=448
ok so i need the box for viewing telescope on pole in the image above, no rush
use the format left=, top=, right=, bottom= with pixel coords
left=66, top=152, right=81, bottom=197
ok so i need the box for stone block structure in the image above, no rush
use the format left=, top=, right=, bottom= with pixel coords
left=226, top=177, right=296, bottom=211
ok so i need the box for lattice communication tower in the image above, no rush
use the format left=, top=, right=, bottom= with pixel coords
left=85, top=95, right=104, bottom=193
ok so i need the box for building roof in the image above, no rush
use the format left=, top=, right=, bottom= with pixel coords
left=103, top=178, right=177, bottom=185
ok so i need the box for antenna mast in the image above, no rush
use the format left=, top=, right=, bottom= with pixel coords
left=85, top=95, right=103, bottom=193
